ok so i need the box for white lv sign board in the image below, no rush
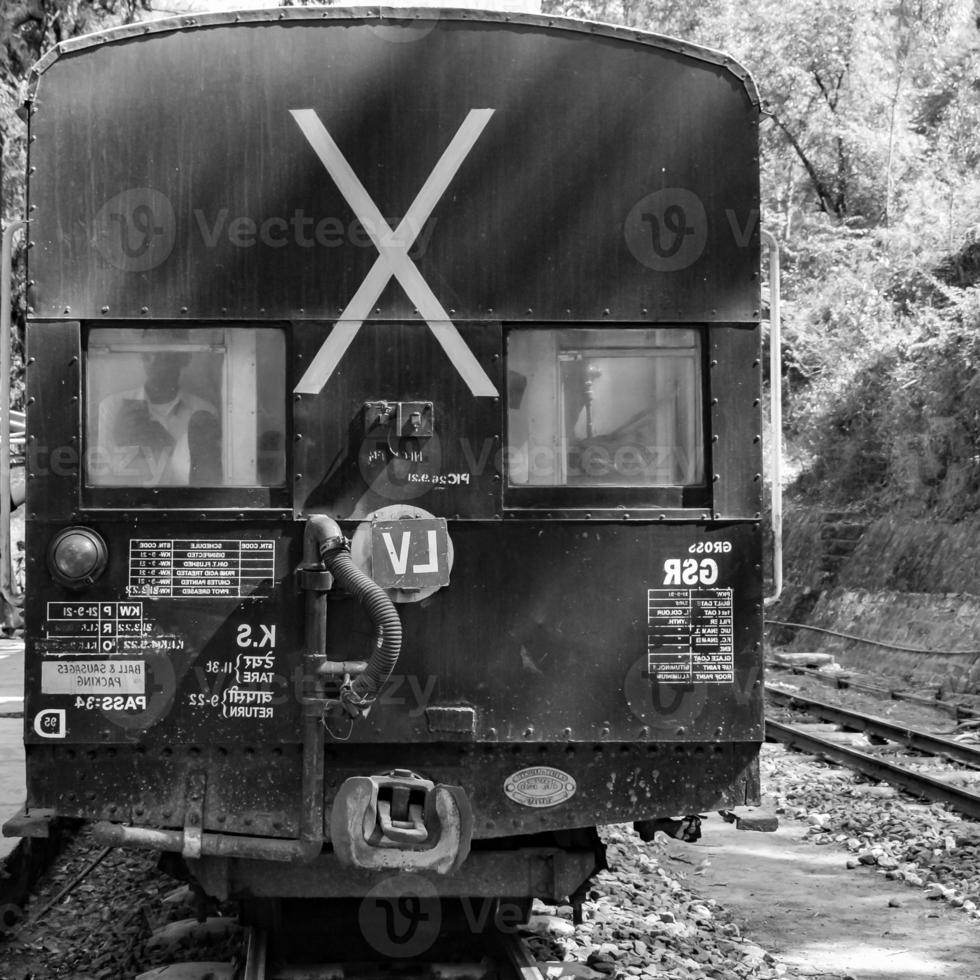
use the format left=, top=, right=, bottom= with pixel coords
left=290, top=108, right=499, bottom=398
left=371, top=518, right=451, bottom=589
left=381, top=530, right=440, bottom=576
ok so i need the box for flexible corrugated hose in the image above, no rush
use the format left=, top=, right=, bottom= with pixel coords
left=321, top=544, right=403, bottom=716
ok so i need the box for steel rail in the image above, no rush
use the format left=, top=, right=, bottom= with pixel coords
left=766, top=687, right=980, bottom=768
left=765, top=718, right=980, bottom=820
left=242, top=926, right=268, bottom=980
left=489, top=929, right=547, bottom=980
left=765, top=659, right=977, bottom=718
left=235, top=918, right=544, bottom=980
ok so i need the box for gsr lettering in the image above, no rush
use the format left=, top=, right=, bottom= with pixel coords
left=663, top=558, right=718, bottom=586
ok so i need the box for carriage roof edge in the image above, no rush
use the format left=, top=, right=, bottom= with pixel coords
left=26, top=6, right=759, bottom=108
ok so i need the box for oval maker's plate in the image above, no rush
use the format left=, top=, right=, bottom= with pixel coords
left=504, top=767, right=577, bottom=808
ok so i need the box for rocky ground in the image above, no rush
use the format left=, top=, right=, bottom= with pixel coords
left=765, top=743, right=980, bottom=913
left=0, top=831, right=241, bottom=978
left=526, top=824, right=793, bottom=980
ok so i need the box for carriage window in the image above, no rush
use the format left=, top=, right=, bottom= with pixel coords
left=506, top=328, right=704, bottom=487
left=85, top=327, right=286, bottom=488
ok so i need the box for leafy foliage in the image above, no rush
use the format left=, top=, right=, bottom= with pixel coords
left=795, top=291, right=980, bottom=518
left=546, top=0, right=980, bottom=518
left=1, top=0, right=151, bottom=77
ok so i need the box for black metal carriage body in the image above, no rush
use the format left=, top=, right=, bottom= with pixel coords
left=19, top=7, right=763, bottom=900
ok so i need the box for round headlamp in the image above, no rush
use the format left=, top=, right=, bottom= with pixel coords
left=47, top=527, right=109, bottom=588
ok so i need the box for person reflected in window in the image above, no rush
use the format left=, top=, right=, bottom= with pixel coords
left=97, top=347, right=221, bottom=486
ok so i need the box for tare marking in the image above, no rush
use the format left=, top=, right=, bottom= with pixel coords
left=663, top=557, right=719, bottom=586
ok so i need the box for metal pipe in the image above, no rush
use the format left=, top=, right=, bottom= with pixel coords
left=93, top=822, right=321, bottom=862
left=297, top=516, right=342, bottom=842
left=301, top=586, right=327, bottom=828
left=1, top=221, right=26, bottom=609
left=300, top=702, right=326, bottom=846
left=761, top=229, right=782, bottom=604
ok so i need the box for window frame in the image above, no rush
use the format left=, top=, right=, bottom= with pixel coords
left=503, top=324, right=712, bottom=515
left=79, top=322, right=292, bottom=512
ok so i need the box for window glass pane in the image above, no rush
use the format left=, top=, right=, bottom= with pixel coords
left=507, top=328, right=704, bottom=487
left=85, top=327, right=286, bottom=488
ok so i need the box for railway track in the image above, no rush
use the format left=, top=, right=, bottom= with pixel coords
left=136, top=899, right=547, bottom=980
left=765, top=658, right=979, bottom=719
left=229, top=921, right=545, bottom=980
left=766, top=686, right=980, bottom=820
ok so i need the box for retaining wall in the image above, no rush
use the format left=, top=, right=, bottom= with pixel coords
left=769, top=506, right=980, bottom=694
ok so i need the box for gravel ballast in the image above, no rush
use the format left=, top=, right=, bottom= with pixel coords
left=761, top=740, right=980, bottom=917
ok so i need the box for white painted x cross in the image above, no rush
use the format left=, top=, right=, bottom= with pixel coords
left=290, top=108, right=499, bottom=397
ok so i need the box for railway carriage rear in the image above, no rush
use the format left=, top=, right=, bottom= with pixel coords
left=5, top=8, right=765, bottom=913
